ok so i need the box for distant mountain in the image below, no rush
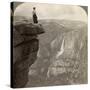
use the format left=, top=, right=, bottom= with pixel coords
left=13, top=16, right=33, bottom=25
left=27, top=19, right=87, bottom=86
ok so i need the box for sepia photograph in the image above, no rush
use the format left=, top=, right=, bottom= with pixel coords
left=11, top=2, right=88, bottom=88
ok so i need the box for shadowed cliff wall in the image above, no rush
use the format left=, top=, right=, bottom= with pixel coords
left=13, top=21, right=44, bottom=88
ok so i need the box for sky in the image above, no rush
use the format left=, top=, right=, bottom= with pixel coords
left=14, top=2, right=87, bottom=22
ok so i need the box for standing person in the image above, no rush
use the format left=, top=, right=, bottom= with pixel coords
left=32, top=7, right=38, bottom=23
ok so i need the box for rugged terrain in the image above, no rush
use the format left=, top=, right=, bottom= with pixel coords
left=13, top=18, right=44, bottom=88
left=26, top=19, right=87, bottom=87
left=13, top=16, right=87, bottom=87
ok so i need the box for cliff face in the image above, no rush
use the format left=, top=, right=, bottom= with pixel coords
left=12, top=18, right=87, bottom=87
left=13, top=21, right=44, bottom=88
left=27, top=20, right=87, bottom=86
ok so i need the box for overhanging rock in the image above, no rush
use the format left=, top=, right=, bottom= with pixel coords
left=13, top=22, right=45, bottom=88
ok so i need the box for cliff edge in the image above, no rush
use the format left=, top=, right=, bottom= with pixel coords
left=13, top=22, right=45, bottom=88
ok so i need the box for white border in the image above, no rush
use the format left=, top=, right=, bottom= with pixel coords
left=0, top=0, right=89, bottom=90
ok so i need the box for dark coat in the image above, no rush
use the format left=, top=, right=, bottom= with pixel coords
left=33, top=14, right=38, bottom=23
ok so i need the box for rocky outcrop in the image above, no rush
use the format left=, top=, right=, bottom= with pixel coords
left=13, top=21, right=44, bottom=88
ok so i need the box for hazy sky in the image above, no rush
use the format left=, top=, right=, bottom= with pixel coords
left=14, top=2, right=87, bottom=22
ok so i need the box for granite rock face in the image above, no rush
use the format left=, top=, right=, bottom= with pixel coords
left=27, top=20, right=87, bottom=87
left=13, top=22, right=44, bottom=88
